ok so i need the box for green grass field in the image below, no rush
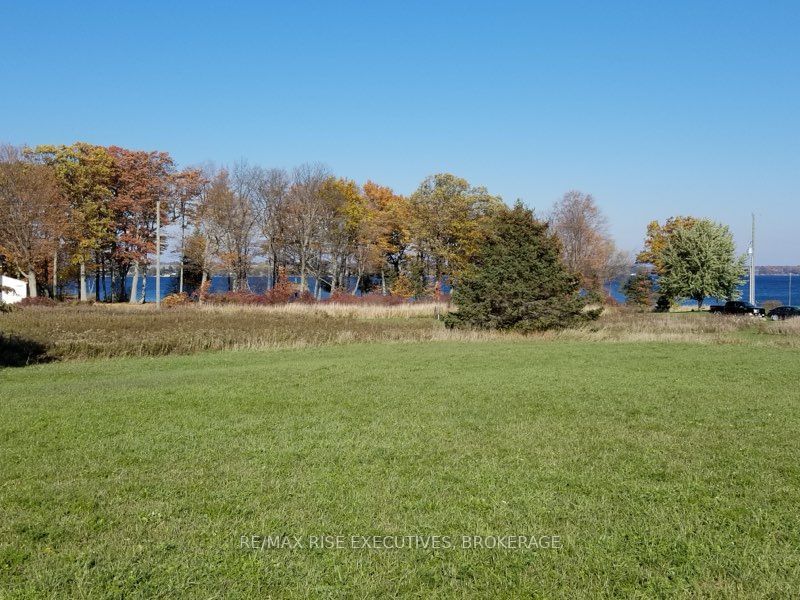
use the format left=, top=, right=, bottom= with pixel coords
left=2, top=339, right=800, bottom=597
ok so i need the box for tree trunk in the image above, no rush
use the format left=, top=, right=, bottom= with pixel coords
left=140, top=270, right=147, bottom=303
left=129, top=262, right=140, bottom=304
left=27, top=269, right=37, bottom=297
left=271, top=251, right=279, bottom=290
left=80, top=260, right=88, bottom=301
left=317, top=249, right=324, bottom=298
left=113, top=263, right=129, bottom=303
left=52, top=250, right=58, bottom=300
left=101, top=257, right=108, bottom=302
left=199, top=270, right=207, bottom=305
left=300, top=252, right=307, bottom=292
left=232, top=256, right=247, bottom=292
left=109, top=262, right=115, bottom=302
left=381, top=269, right=387, bottom=295
left=110, top=262, right=117, bottom=302
left=95, top=252, right=102, bottom=301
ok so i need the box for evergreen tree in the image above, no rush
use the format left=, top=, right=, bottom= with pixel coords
left=445, top=202, right=597, bottom=332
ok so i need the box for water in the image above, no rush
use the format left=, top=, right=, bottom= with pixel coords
left=84, top=274, right=362, bottom=303
left=606, top=274, right=799, bottom=307
left=78, top=274, right=798, bottom=307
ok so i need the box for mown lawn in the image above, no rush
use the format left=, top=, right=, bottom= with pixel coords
left=2, top=341, right=799, bottom=597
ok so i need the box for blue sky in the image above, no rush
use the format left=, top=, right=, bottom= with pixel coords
left=2, top=1, right=798, bottom=263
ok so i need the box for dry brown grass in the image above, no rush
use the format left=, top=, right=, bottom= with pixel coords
left=760, top=315, right=800, bottom=335
left=553, top=307, right=800, bottom=347
left=0, top=303, right=448, bottom=362
left=2, top=303, right=799, bottom=365
left=192, top=300, right=450, bottom=319
left=552, top=308, right=746, bottom=344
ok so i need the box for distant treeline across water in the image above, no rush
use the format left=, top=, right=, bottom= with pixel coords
left=79, top=274, right=800, bottom=307
left=755, top=267, right=800, bottom=275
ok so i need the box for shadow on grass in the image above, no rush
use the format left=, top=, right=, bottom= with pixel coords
left=0, top=333, right=53, bottom=367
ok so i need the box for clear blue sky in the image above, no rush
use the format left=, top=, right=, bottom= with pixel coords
left=2, top=1, right=798, bottom=263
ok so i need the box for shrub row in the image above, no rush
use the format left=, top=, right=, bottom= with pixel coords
left=5, top=290, right=451, bottom=310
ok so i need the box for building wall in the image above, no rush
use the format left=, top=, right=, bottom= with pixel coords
left=0, top=275, right=28, bottom=304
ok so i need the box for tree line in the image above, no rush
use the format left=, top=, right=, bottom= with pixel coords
left=448, top=208, right=747, bottom=331
left=0, top=141, right=625, bottom=302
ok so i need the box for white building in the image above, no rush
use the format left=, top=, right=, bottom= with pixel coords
left=0, top=275, right=27, bottom=304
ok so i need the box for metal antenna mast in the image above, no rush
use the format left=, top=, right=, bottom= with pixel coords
left=156, top=198, right=161, bottom=308
left=748, top=213, right=755, bottom=305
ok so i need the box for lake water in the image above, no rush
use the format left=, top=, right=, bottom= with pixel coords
left=87, top=275, right=346, bottom=302
left=605, top=274, right=800, bottom=306
left=85, top=273, right=800, bottom=307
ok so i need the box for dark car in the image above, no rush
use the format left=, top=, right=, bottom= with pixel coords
left=767, top=306, right=800, bottom=321
left=709, top=301, right=766, bottom=316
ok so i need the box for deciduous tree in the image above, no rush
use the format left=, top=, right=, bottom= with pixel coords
left=636, top=216, right=699, bottom=274
left=285, top=163, right=329, bottom=292
left=657, top=219, right=746, bottom=309
left=549, top=190, right=624, bottom=296
left=318, top=177, right=371, bottom=294
left=636, top=216, right=701, bottom=307
left=107, top=146, right=175, bottom=302
left=31, top=143, right=114, bottom=300
left=182, top=229, right=212, bottom=295
left=364, top=181, right=410, bottom=293
left=251, top=168, right=290, bottom=289
left=0, top=145, right=69, bottom=296
left=410, top=173, right=502, bottom=290
left=171, top=168, right=207, bottom=294
left=198, top=165, right=259, bottom=291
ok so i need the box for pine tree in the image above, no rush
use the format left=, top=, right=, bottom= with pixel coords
left=445, top=202, right=597, bottom=332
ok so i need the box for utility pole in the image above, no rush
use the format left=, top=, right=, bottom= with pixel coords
left=790, top=272, right=793, bottom=306
left=748, top=213, right=756, bottom=305
left=156, top=198, right=161, bottom=308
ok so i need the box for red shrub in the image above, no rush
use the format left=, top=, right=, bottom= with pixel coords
left=162, top=292, right=190, bottom=308
left=205, top=291, right=267, bottom=305
left=18, top=296, right=58, bottom=308
left=327, top=290, right=357, bottom=304
left=295, top=290, right=317, bottom=304
left=262, top=268, right=295, bottom=304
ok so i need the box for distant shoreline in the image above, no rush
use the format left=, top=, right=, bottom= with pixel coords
left=756, top=267, right=800, bottom=275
